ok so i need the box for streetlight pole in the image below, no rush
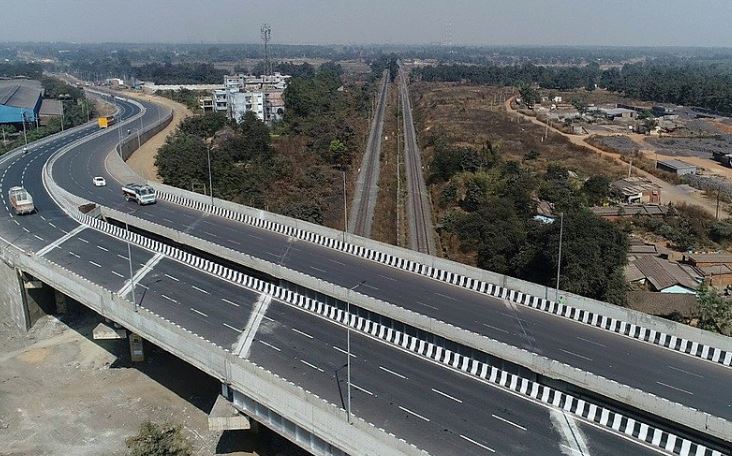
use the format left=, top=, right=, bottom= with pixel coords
left=555, top=212, right=564, bottom=302
left=125, top=212, right=137, bottom=311
left=342, top=171, right=348, bottom=238
left=207, top=143, right=215, bottom=206
left=345, top=280, right=365, bottom=425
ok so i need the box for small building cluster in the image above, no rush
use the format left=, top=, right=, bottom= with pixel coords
left=609, top=177, right=661, bottom=204
left=199, top=72, right=289, bottom=125
left=0, top=79, right=64, bottom=129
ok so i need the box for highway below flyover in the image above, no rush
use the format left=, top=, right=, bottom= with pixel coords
left=0, top=95, right=673, bottom=456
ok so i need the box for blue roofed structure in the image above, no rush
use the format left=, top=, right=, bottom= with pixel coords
left=0, top=80, right=43, bottom=124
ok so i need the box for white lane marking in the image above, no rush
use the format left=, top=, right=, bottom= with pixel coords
left=560, top=349, right=593, bottom=362
left=117, top=254, right=128, bottom=260
left=223, top=323, right=242, bottom=333
left=492, top=414, right=527, bottom=431
left=328, top=258, right=346, bottom=266
left=551, top=410, right=589, bottom=456
left=88, top=261, right=102, bottom=268
left=118, top=253, right=164, bottom=297
left=432, top=388, right=462, bottom=403
left=22, top=227, right=29, bottom=233
left=161, top=294, right=177, bottom=303
left=300, top=359, right=324, bottom=373
left=460, top=435, right=496, bottom=453
left=309, top=266, right=327, bottom=273
left=415, top=300, right=439, bottom=311
left=48, top=222, right=56, bottom=228
left=68, top=251, right=80, bottom=258
left=292, top=328, right=314, bottom=339
left=333, top=346, right=357, bottom=358
left=379, top=365, right=407, bottom=379
left=222, top=298, right=239, bottom=307
left=96, top=245, right=109, bottom=252
left=482, top=323, right=510, bottom=334
left=667, top=365, right=704, bottom=379
left=434, top=291, right=457, bottom=301
left=39, top=215, right=46, bottom=221
left=191, top=285, right=209, bottom=294
left=235, top=294, right=272, bottom=358
left=362, top=283, right=379, bottom=291
left=190, top=308, right=208, bottom=318
left=575, top=336, right=607, bottom=348
left=258, top=340, right=281, bottom=351
left=111, top=271, right=124, bottom=278
left=351, top=383, right=374, bottom=396
left=398, top=406, right=430, bottom=422
left=247, top=233, right=263, bottom=240
left=12, top=220, right=19, bottom=225
left=656, top=381, right=694, bottom=395
left=203, top=230, right=218, bottom=238
left=378, top=273, right=397, bottom=282
left=33, top=235, right=44, bottom=241
left=78, top=237, right=89, bottom=243
left=164, top=273, right=179, bottom=281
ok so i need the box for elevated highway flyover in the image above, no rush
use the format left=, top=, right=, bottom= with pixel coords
left=0, top=89, right=728, bottom=456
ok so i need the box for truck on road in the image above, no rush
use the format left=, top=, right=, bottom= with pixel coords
left=97, top=115, right=116, bottom=129
left=122, top=183, right=156, bottom=205
left=8, top=186, right=36, bottom=215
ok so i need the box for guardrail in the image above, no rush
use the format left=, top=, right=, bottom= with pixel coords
left=150, top=183, right=732, bottom=365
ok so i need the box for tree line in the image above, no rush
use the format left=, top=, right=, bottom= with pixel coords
left=415, top=60, right=732, bottom=115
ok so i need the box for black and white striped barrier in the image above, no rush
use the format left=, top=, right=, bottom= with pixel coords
left=70, top=211, right=724, bottom=456
left=154, top=190, right=732, bottom=368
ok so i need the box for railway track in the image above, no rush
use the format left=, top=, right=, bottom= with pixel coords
left=348, top=70, right=389, bottom=237
left=399, top=66, right=436, bottom=255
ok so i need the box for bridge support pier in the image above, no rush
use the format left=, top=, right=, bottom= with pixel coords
left=0, top=261, right=54, bottom=331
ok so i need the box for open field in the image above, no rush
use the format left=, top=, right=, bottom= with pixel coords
left=411, top=82, right=627, bottom=179
left=0, top=304, right=303, bottom=456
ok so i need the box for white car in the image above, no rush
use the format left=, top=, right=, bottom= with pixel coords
left=93, top=176, right=107, bottom=187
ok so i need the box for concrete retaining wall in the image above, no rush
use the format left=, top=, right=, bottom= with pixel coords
left=0, top=244, right=428, bottom=456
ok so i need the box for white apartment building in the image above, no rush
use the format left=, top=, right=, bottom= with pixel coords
left=201, top=73, right=289, bottom=124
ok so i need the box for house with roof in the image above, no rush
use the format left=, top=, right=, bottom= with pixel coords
left=625, top=256, right=702, bottom=294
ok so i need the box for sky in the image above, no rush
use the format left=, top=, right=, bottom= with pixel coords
left=2, top=0, right=732, bottom=47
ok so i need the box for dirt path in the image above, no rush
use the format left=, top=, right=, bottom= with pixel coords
left=117, top=91, right=192, bottom=183
left=505, top=97, right=728, bottom=218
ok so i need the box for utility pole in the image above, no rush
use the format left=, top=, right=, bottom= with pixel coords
left=555, top=212, right=564, bottom=302
left=342, top=171, right=348, bottom=240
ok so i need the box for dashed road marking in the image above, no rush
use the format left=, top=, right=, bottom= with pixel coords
left=492, top=414, right=526, bottom=431
left=221, top=298, right=239, bottom=307
left=96, top=245, right=109, bottom=252
left=292, top=328, right=314, bottom=339
left=190, top=308, right=208, bottom=318
left=460, top=435, right=495, bottom=453
left=333, top=346, right=357, bottom=358
left=191, top=285, right=209, bottom=294
left=88, top=260, right=102, bottom=268
left=300, top=359, right=324, bottom=372
left=560, top=349, right=593, bottom=362
left=111, top=271, right=125, bottom=278
left=656, top=381, right=694, bottom=395
left=223, top=323, right=242, bottom=333
left=431, top=388, right=462, bottom=403
left=258, top=340, right=280, bottom=351
left=379, top=365, right=407, bottom=379
left=161, top=294, right=177, bottom=303
left=164, top=273, right=179, bottom=282
left=351, top=383, right=374, bottom=396
left=398, top=406, right=430, bottom=422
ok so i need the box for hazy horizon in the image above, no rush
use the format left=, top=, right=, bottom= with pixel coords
left=2, top=0, right=732, bottom=47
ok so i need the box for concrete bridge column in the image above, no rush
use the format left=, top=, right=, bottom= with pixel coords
left=0, top=259, right=30, bottom=331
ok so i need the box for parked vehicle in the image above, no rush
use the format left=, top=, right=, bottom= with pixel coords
left=93, top=176, right=107, bottom=187
left=8, top=186, right=35, bottom=215
left=121, top=183, right=156, bottom=205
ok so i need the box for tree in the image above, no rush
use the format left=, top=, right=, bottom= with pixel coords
left=327, top=139, right=348, bottom=168
left=518, top=84, right=539, bottom=106
left=126, top=421, right=191, bottom=456
left=582, top=175, right=610, bottom=206
left=696, top=283, right=732, bottom=333
left=179, top=112, right=227, bottom=138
